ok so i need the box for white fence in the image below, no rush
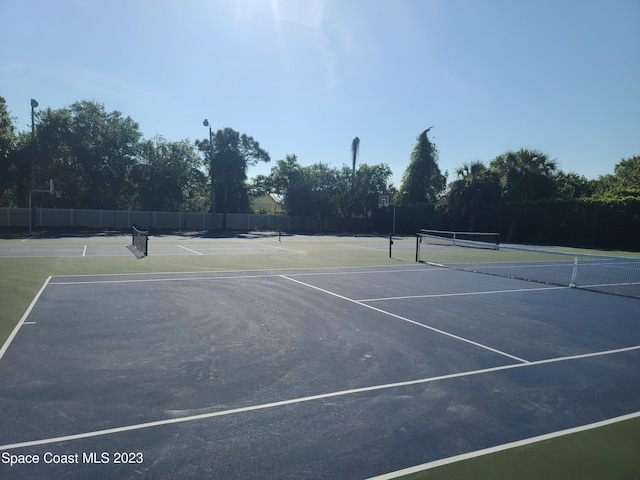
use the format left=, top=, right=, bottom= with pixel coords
left=0, top=208, right=367, bottom=232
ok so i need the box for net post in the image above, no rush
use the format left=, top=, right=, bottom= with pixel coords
left=130, top=225, right=149, bottom=257
left=415, top=234, right=419, bottom=262
left=569, top=256, right=578, bottom=287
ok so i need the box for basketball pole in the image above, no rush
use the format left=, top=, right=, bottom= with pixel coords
left=28, top=179, right=54, bottom=234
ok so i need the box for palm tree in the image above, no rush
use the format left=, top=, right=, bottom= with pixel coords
left=351, top=137, right=360, bottom=178
left=490, top=148, right=557, bottom=202
left=489, top=148, right=558, bottom=240
left=448, top=161, right=499, bottom=231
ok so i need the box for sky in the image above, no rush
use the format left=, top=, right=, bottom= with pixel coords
left=1, top=0, right=639, bottom=187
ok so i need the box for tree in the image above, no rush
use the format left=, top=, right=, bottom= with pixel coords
left=0, top=97, right=17, bottom=205
left=253, top=155, right=341, bottom=217
left=592, top=156, right=640, bottom=198
left=334, top=163, right=392, bottom=219
left=132, top=136, right=207, bottom=211
left=253, top=155, right=393, bottom=220
left=553, top=171, right=594, bottom=199
left=198, top=127, right=270, bottom=226
left=397, top=128, right=446, bottom=205
left=489, top=148, right=558, bottom=203
left=447, top=161, right=500, bottom=231
left=613, top=155, right=640, bottom=188
left=34, top=100, right=142, bottom=209
left=353, top=163, right=393, bottom=218
left=260, top=154, right=300, bottom=194
left=294, top=162, right=339, bottom=217
left=351, top=137, right=359, bottom=178
left=489, top=148, right=558, bottom=240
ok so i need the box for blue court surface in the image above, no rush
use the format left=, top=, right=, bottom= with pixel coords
left=1, top=264, right=639, bottom=479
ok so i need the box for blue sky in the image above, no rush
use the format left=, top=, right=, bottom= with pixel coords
left=2, top=0, right=638, bottom=187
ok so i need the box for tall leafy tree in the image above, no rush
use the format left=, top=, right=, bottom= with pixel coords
left=302, top=162, right=340, bottom=217
left=489, top=148, right=558, bottom=202
left=253, top=155, right=338, bottom=217
left=397, top=127, right=446, bottom=205
left=613, top=155, right=640, bottom=188
left=336, top=163, right=392, bottom=218
left=255, top=154, right=302, bottom=212
left=199, top=127, right=270, bottom=225
left=133, top=136, right=207, bottom=211
left=0, top=96, right=18, bottom=205
left=447, top=161, right=500, bottom=231
left=34, top=100, right=142, bottom=209
left=593, top=155, right=640, bottom=198
left=489, top=148, right=558, bottom=240
left=553, top=171, right=594, bottom=199
left=254, top=155, right=393, bottom=219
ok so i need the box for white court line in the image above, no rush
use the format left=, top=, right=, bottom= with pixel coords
left=47, top=266, right=430, bottom=285
left=338, top=243, right=387, bottom=251
left=0, top=277, right=51, bottom=361
left=43, top=263, right=425, bottom=279
left=21, top=231, right=46, bottom=242
left=258, top=243, right=305, bottom=254
left=178, top=245, right=203, bottom=255
left=366, top=409, right=640, bottom=479
left=50, top=274, right=284, bottom=285
left=82, top=245, right=87, bottom=257
left=289, top=267, right=430, bottom=276
left=1, top=344, right=638, bottom=452
left=280, top=275, right=529, bottom=363
left=358, top=286, right=567, bottom=302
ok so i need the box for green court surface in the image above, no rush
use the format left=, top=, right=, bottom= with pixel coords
left=1, top=231, right=639, bottom=480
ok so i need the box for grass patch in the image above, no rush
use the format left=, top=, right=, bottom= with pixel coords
left=400, top=415, right=640, bottom=480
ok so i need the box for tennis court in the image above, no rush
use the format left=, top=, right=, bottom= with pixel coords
left=1, top=241, right=639, bottom=479
left=0, top=237, right=298, bottom=258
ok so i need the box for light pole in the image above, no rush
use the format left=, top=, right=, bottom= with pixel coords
left=203, top=119, right=216, bottom=221
left=30, top=99, right=38, bottom=191
left=30, top=99, right=38, bottom=230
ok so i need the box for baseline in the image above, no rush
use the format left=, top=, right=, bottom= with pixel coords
left=46, top=265, right=431, bottom=285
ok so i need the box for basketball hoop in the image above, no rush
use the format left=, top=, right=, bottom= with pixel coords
left=54, top=189, right=63, bottom=199
left=378, top=195, right=390, bottom=208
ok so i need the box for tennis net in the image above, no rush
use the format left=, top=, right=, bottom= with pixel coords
left=130, top=225, right=149, bottom=257
left=416, top=235, right=640, bottom=299
left=418, top=229, right=500, bottom=251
